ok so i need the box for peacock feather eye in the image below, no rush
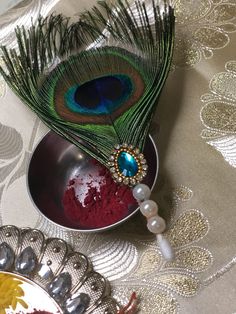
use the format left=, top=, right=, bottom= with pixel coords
left=41, top=48, right=146, bottom=126
left=109, top=144, right=148, bottom=186
left=64, top=74, right=133, bottom=115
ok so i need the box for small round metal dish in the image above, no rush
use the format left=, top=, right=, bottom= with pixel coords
left=27, top=131, right=158, bottom=232
left=0, top=225, right=118, bottom=313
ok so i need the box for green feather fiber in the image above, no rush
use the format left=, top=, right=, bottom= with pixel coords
left=0, top=0, right=175, bottom=166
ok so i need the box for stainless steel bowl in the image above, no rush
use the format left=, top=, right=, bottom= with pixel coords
left=27, top=131, right=158, bottom=232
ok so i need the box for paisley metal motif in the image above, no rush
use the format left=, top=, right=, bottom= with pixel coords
left=15, top=246, right=37, bottom=274
left=0, top=242, right=14, bottom=270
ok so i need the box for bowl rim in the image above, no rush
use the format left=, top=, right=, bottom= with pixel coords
left=26, top=131, right=159, bottom=233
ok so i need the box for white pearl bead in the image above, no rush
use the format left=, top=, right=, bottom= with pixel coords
left=133, top=184, right=151, bottom=202
left=140, top=200, right=158, bottom=218
left=147, top=215, right=166, bottom=234
left=157, top=234, right=175, bottom=261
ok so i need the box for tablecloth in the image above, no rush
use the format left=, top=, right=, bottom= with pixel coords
left=0, top=0, right=236, bottom=313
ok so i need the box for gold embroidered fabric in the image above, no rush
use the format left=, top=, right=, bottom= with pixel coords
left=0, top=0, right=236, bottom=313
left=200, top=60, right=236, bottom=167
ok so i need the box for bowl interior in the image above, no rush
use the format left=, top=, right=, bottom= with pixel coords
left=27, top=131, right=158, bottom=232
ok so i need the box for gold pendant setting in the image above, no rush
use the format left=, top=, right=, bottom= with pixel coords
left=108, top=143, right=148, bottom=186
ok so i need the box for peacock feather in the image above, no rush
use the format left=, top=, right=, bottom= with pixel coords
left=0, top=0, right=175, bottom=186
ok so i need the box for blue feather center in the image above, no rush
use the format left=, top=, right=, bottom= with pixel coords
left=64, top=75, right=133, bottom=115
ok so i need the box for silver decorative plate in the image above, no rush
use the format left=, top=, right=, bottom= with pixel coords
left=0, top=225, right=118, bottom=314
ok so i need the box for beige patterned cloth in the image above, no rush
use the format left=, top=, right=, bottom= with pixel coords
left=0, top=0, right=236, bottom=313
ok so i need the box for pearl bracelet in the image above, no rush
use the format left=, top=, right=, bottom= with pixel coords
left=133, top=184, right=175, bottom=261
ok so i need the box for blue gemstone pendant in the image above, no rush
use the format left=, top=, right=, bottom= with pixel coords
left=109, top=144, right=148, bottom=186
left=118, top=152, right=138, bottom=177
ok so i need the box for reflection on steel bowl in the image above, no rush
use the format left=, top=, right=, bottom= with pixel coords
left=27, top=131, right=158, bottom=232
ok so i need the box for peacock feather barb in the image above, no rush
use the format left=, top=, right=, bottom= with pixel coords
left=0, top=0, right=175, bottom=186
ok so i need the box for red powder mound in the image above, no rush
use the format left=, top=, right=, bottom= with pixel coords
left=62, top=161, right=137, bottom=228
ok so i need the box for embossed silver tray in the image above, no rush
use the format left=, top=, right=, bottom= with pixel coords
left=0, top=225, right=118, bottom=313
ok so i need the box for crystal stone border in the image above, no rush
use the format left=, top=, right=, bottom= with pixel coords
left=108, top=143, right=148, bottom=186
left=0, top=225, right=118, bottom=314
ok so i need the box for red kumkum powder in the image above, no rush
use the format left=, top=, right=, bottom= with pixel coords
left=62, top=161, right=137, bottom=228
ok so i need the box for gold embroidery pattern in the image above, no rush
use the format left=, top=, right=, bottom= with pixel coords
left=200, top=60, right=236, bottom=167
left=166, top=246, right=212, bottom=272
left=133, top=249, right=161, bottom=277
left=165, top=210, right=209, bottom=248
left=172, top=185, right=193, bottom=202
left=173, top=0, right=236, bottom=67
left=155, top=273, right=199, bottom=297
